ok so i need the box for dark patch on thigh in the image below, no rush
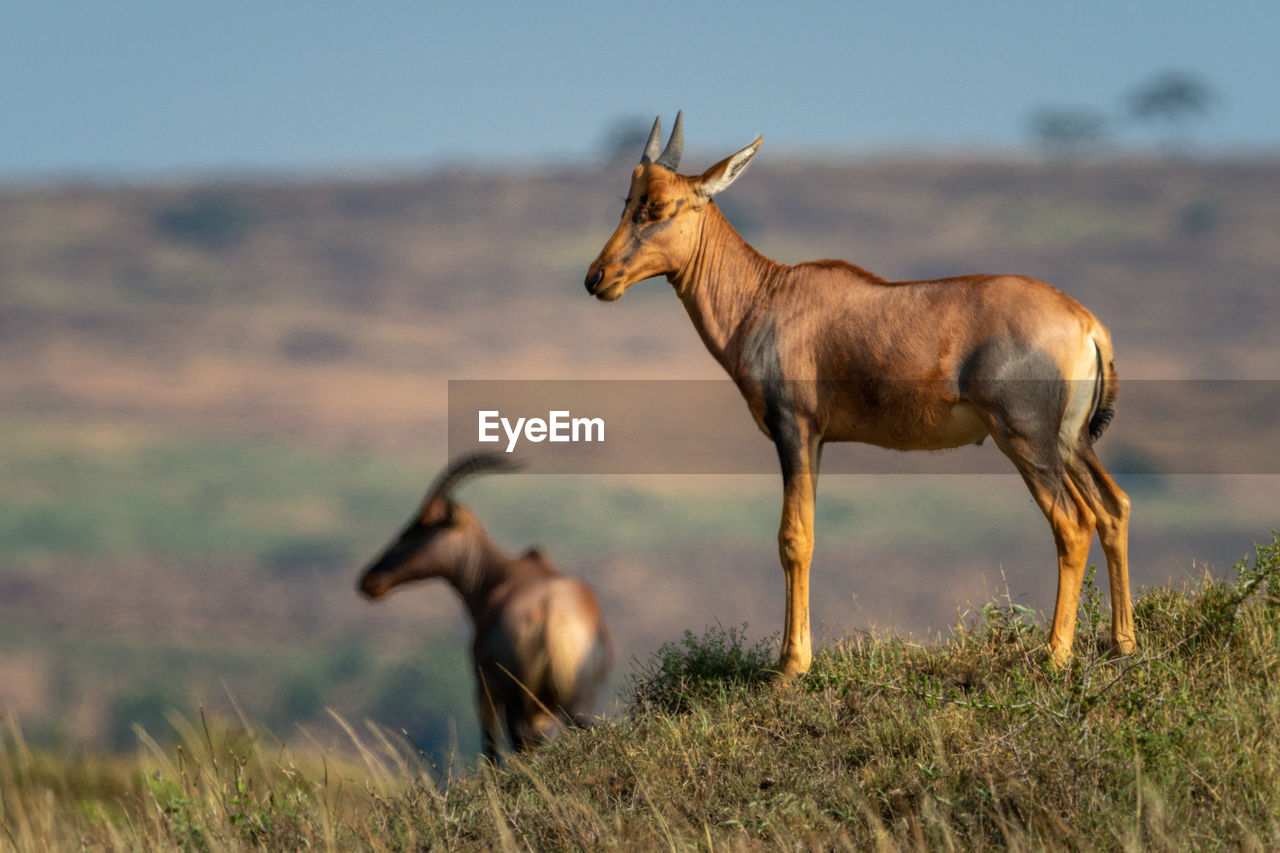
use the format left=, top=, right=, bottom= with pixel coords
left=959, top=336, right=1067, bottom=454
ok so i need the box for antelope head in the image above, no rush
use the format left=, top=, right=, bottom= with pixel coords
left=585, top=112, right=763, bottom=301
left=357, top=454, right=521, bottom=599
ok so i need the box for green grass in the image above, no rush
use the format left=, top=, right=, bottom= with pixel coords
left=626, top=623, right=776, bottom=715
left=4, top=533, right=1278, bottom=850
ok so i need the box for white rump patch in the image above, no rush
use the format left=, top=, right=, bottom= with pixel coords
left=1059, top=337, right=1101, bottom=457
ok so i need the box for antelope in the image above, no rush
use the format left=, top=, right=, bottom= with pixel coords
left=357, top=453, right=612, bottom=760
left=585, top=113, right=1134, bottom=677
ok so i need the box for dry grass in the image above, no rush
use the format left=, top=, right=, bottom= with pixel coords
left=4, top=534, right=1277, bottom=850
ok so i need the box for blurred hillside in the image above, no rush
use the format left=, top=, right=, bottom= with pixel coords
left=1, top=155, right=1277, bottom=755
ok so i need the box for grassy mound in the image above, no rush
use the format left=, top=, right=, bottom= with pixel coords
left=4, top=534, right=1278, bottom=850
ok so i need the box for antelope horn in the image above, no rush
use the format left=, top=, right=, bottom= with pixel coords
left=426, top=452, right=524, bottom=505
left=655, top=110, right=683, bottom=170
left=639, top=116, right=662, bottom=165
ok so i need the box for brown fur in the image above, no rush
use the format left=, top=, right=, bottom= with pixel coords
left=586, top=119, right=1134, bottom=676
left=357, top=454, right=612, bottom=760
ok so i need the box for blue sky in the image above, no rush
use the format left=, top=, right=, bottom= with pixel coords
left=2, top=1, right=1276, bottom=179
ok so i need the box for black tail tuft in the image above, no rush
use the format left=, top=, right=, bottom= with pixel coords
left=1087, top=341, right=1119, bottom=443
left=1088, top=405, right=1115, bottom=443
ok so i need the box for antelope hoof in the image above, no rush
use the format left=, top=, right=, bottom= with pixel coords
left=771, top=665, right=799, bottom=683
left=773, top=651, right=811, bottom=682
left=1046, top=642, right=1073, bottom=671
left=1110, top=634, right=1137, bottom=658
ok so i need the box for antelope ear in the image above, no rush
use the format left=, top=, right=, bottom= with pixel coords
left=421, top=496, right=453, bottom=525
left=694, top=136, right=763, bottom=198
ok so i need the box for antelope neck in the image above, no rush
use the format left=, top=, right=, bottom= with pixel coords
left=449, top=533, right=513, bottom=620
left=672, top=203, right=781, bottom=369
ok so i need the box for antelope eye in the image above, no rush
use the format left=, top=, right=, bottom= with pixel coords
left=631, top=194, right=666, bottom=225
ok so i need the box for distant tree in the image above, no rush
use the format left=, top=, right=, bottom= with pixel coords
left=1028, top=106, right=1110, bottom=159
left=600, top=116, right=653, bottom=166
left=1126, top=70, right=1217, bottom=153
left=155, top=192, right=256, bottom=251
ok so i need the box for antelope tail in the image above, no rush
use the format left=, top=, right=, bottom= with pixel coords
left=1087, top=333, right=1119, bottom=443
